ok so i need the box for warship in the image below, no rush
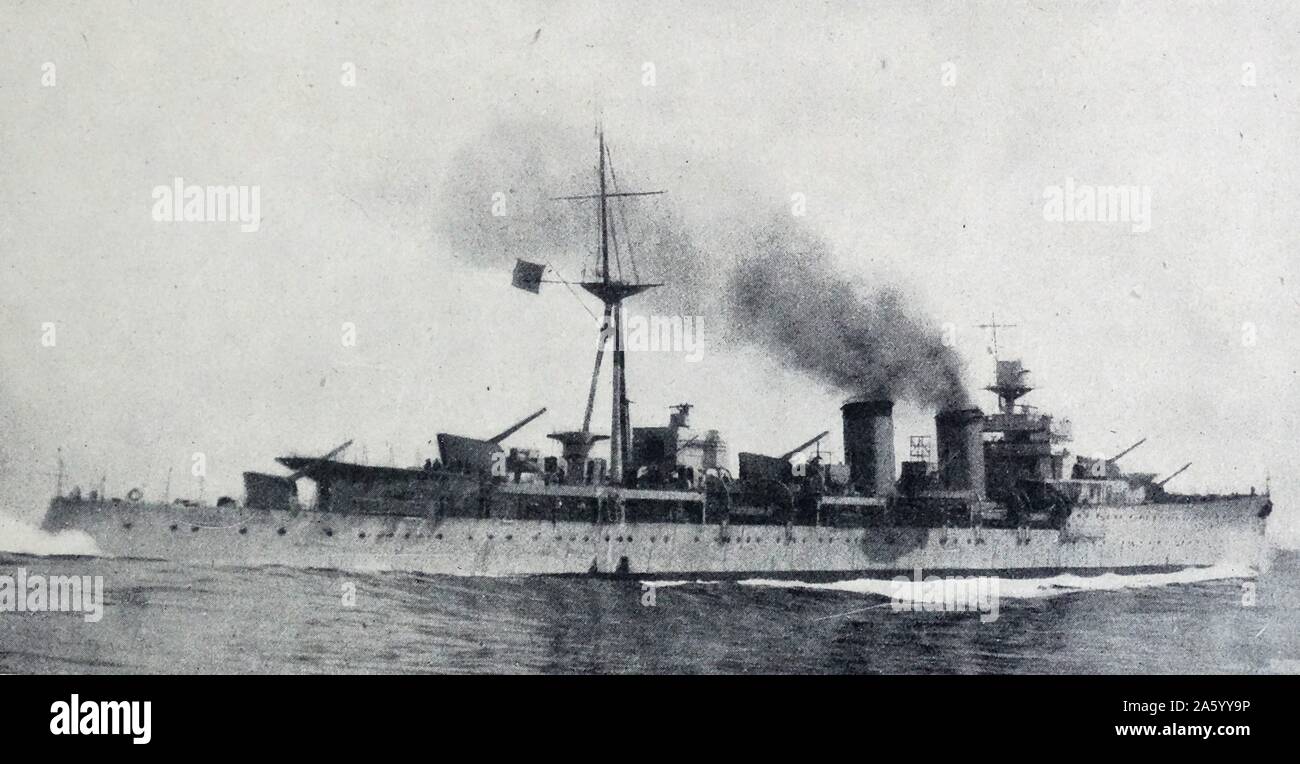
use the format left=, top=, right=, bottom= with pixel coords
left=41, top=132, right=1272, bottom=579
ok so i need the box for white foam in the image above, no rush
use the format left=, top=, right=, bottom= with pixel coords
left=0, top=511, right=102, bottom=557
left=738, top=563, right=1255, bottom=601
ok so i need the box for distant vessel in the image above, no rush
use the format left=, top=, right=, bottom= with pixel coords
left=42, top=132, right=1272, bottom=578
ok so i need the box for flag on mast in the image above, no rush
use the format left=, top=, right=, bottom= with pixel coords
left=511, top=259, right=546, bottom=293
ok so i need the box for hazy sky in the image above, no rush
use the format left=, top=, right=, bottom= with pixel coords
left=2, top=1, right=1297, bottom=543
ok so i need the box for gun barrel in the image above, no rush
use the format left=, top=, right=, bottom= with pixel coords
left=1108, top=437, right=1147, bottom=463
left=1157, top=462, right=1193, bottom=487
left=779, top=430, right=831, bottom=461
left=489, top=407, right=548, bottom=444
left=286, top=439, right=354, bottom=481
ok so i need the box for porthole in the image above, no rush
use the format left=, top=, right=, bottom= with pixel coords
left=358, top=531, right=366, bottom=539
left=324, top=528, right=333, bottom=537
left=239, top=527, right=248, bottom=535
left=278, top=527, right=287, bottom=536
left=169, top=524, right=178, bottom=532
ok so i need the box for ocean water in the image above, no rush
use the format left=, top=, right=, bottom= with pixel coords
left=1, top=513, right=1296, bottom=674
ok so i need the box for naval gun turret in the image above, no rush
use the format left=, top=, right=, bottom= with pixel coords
left=1072, top=437, right=1147, bottom=479
left=737, top=431, right=831, bottom=482
left=246, top=439, right=355, bottom=511
left=436, top=407, right=548, bottom=475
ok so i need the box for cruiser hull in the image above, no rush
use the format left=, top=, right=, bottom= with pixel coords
left=40, top=496, right=1271, bottom=578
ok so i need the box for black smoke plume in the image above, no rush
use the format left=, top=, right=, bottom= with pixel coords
left=438, top=121, right=968, bottom=409
left=724, top=216, right=969, bottom=409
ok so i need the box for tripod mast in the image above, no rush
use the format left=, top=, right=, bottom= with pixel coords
left=546, top=128, right=663, bottom=484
